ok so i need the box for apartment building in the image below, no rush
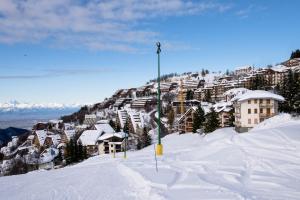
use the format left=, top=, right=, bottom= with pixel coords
left=234, top=90, right=284, bottom=132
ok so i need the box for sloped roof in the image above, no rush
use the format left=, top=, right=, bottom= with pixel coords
left=98, top=132, right=128, bottom=141
left=78, top=130, right=102, bottom=146
left=236, top=90, right=284, bottom=102
left=94, top=123, right=115, bottom=134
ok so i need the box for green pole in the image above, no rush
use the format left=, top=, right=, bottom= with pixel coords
left=156, top=42, right=163, bottom=155
left=157, top=42, right=161, bottom=145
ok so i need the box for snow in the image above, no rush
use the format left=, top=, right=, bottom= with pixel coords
left=1, top=116, right=300, bottom=200
left=98, top=132, right=128, bottom=141
left=235, top=90, right=285, bottom=102
left=94, top=123, right=115, bottom=134
left=39, top=148, right=59, bottom=164
left=0, top=100, right=82, bottom=112
left=78, top=130, right=102, bottom=146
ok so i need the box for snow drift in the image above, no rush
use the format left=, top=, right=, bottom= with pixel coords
left=0, top=116, right=300, bottom=200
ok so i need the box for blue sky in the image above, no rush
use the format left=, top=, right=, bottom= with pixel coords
left=0, top=0, right=299, bottom=104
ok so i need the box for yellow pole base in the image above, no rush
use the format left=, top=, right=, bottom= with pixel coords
left=156, top=144, right=163, bottom=156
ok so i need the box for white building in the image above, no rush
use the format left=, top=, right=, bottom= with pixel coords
left=97, top=132, right=127, bottom=155
left=233, top=90, right=284, bottom=132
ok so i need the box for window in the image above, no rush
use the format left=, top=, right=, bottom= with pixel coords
left=248, top=119, right=251, bottom=124
left=260, top=108, right=263, bottom=113
left=248, top=100, right=251, bottom=104
left=254, top=99, right=257, bottom=104
left=254, top=109, right=258, bottom=114
left=267, top=99, right=271, bottom=104
left=254, top=119, right=258, bottom=124
left=248, top=109, right=251, bottom=114
left=260, top=118, right=264, bottom=122
left=259, top=99, right=263, bottom=104
left=267, top=108, right=271, bottom=115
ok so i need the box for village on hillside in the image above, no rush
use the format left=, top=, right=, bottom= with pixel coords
left=0, top=54, right=300, bottom=176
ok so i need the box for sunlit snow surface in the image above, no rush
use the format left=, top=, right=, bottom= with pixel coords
left=0, top=115, right=300, bottom=200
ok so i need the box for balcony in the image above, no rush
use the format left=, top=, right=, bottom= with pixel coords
left=259, top=113, right=274, bottom=117
left=259, top=103, right=274, bottom=108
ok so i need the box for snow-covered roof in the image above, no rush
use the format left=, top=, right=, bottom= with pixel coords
left=224, top=88, right=249, bottom=96
left=236, top=90, right=284, bottom=102
left=47, top=134, right=61, bottom=146
left=78, top=130, right=102, bottom=146
left=94, top=123, right=115, bottom=134
left=213, top=101, right=232, bottom=113
left=98, top=132, right=128, bottom=141
left=39, top=148, right=59, bottom=164
left=35, top=130, right=55, bottom=146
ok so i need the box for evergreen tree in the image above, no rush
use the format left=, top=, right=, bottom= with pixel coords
left=204, top=90, right=211, bottom=102
left=192, top=104, right=205, bottom=133
left=204, top=108, right=220, bottom=133
left=137, top=127, right=152, bottom=150
left=201, top=69, right=205, bottom=77
left=227, top=108, right=235, bottom=127
left=186, top=90, right=194, bottom=100
left=290, top=49, right=300, bottom=59
left=78, top=142, right=84, bottom=161
left=116, top=124, right=121, bottom=132
left=226, top=69, right=230, bottom=76
left=167, top=107, right=175, bottom=129
left=123, top=117, right=130, bottom=133
left=109, top=120, right=116, bottom=131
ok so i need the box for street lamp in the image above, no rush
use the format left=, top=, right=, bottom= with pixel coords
left=156, top=42, right=163, bottom=156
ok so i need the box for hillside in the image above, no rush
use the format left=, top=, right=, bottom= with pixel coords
left=0, top=127, right=29, bottom=147
left=0, top=116, right=299, bottom=200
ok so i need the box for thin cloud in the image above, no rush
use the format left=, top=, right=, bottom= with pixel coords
left=0, top=0, right=232, bottom=51
left=0, top=67, right=113, bottom=80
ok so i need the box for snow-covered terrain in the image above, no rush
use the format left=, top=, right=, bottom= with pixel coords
left=0, top=116, right=300, bottom=200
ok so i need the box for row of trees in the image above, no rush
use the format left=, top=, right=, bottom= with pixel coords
left=290, top=49, right=300, bottom=59
left=65, top=140, right=88, bottom=165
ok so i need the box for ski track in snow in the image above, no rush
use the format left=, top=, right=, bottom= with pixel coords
left=1, top=119, right=300, bottom=200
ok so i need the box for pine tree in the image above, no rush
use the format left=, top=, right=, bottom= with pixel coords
left=186, top=90, right=194, bottom=100
left=192, top=104, right=205, bottom=133
left=109, top=120, right=116, bottom=131
left=290, top=49, right=300, bottom=59
left=78, top=142, right=83, bottom=161
left=204, top=90, right=211, bottom=102
left=228, top=108, right=235, bottom=127
left=123, top=117, right=130, bottom=133
left=167, top=107, right=175, bottom=129
left=137, top=127, right=152, bottom=150
left=204, top=108, right=220, bottom=134
left=201, top=69, right=205, bottom=77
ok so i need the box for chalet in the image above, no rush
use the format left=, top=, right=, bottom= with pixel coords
left=213, top=102, right=233, bottom=127
left=233, top=90, right=284, bottom=132
left=33, top=130, right=52, bottom=149
left=43, top=134, right=61, bottom=148
left=78, top=130, right=103, bottom=155
left=61, top=129, right=76, bottom=143
left=97, top=132, right=127, bottom=155
left=177, top=107, right=197, bottom=133
left=92, top=121, right=115, bottom=135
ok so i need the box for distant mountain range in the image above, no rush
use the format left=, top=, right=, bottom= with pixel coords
left=0, top=100, right=82, bottom=113
left=0, top=101, right=83, bottom=129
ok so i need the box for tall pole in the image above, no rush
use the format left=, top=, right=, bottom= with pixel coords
left=156, top=42, right=163, bottom=156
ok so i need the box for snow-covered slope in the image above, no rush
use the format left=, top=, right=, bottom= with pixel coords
left=1, top=118, right=300, bottom=200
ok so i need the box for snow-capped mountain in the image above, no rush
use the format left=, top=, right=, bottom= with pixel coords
left=0, top=100, right=82, bottom=112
